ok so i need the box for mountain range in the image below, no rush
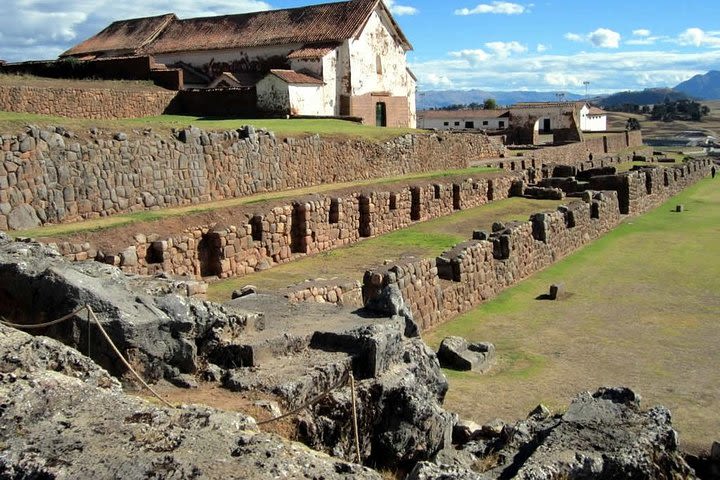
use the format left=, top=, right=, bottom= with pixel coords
left=418, top=70, right=720, bottom=110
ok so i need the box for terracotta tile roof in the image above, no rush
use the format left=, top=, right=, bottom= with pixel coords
left=63, top=0, right=412, bottom=59
left=287, top=43, right=339, bottom=59
left=418, top=109, right=510, bottom=119
left=147, top=0, right=411, bottom=54
left=61, top=13, right=176, bottom=57
left=269, top=69, right=324, bottom=85
left=588, top=106, right=606, bottom=115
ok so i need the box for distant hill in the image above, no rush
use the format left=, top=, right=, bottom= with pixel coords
left=674, top=70, right=720, bottom=99
left=417, top=89, right=584, bottom=109
left=597, top=88, right=690, bottom=108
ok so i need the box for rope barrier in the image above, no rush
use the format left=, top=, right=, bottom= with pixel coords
left=256, top=370, right=350, bottom=426
left=0, top=305, right=173, bottom=408
left=349, top=372, right=362, bottom=463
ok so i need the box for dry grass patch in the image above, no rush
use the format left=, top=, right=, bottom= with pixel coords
left=425, top=177, right=720, bottom=454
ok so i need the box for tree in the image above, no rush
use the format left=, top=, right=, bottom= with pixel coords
left=626, top=118, right=641, bottom=131
left=483, top=98, right=497, bottom=110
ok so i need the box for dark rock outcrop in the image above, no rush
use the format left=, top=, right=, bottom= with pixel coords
left=409, top=386, right=697, bottom=480
left=0, top=235, right=247, bottom=383
left=0, top=324, right=381, bottom=479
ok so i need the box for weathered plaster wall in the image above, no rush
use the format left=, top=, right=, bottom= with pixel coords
left=288, top=84, right=328, bottom=116
left=256, top=74, right=290, bottom=114
left=155, top=44, right=296, bottom=76
left=347, top=8, right=415, bottom=127
left=0, top=127, right=504, bottom=231
left=363, top=158, right=713, bottom=330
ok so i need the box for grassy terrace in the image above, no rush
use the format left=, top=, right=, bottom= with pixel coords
left=207, top=197, right=563, bottom=301
left=11, top=166, right=502, bottom=239
left=0, top=111, right=418, bottom=141
left=424, top=177, right=720, bottom=454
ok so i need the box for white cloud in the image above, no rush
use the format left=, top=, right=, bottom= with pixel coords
left=449, top=49, right=490, bottom=66
left=485, top=41, right=527, bottom=58
left=633, top=29, right=651, bottom=37
left=454, top=2, right=525, bottom=16
left=410, top=48, right=720, bottom=93
left=536, top=43, right=547, bottom=52
left=564, top=33, right=583, bottom=42
left=425, top=73, right=452, bottom=87
left=588, top=28, right=621, bottom=48
left=565, top=28, right=621, bottom=48
left=383, top=0, right=418, bottom=16
left=677, top=27, right=720, bottom=48
left=544, top=72, right=584, bottom=87
left=0, top=0, right=271, bottom=61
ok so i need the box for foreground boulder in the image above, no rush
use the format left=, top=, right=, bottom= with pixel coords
left=0, top=234, right=247, bottom=383
left=437, top=336, right=495, bottom=372
left=409, top=386, right=697, bottom=479
left=0, top=324, right=380, bottom=479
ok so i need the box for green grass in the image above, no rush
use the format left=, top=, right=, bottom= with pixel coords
left=424, top=177, right=720, bottom=454
left=0, top=111, right=418, bottom=141
left=13, top=166, right=502, bottom=239
left=207, top=197, right=562, bottom=300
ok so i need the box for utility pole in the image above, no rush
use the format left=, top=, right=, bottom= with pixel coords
left=583, top=81, right=590, bottom=99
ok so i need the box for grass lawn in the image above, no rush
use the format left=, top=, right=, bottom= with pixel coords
left=11, top=166, right=501, bottom=239
left=424, top=177, right=720, bottom=454
left=207, top=197, right=563, bottom=300
left=0, top=111, right=418, bottom=141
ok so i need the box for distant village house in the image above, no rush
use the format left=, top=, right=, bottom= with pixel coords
left=56, top=0, right=416, bottom=127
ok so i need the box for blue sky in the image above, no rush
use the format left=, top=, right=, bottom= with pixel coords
left=2, top=0, right=720, bottom=93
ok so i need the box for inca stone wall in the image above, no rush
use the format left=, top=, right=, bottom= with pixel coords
left=51, top=172, right=524, bottom=279
left=0, top=126, right=504, bottom=231
left=0, top=85, right=177, bottom=119
left=363, top=159, right=713, bottom=330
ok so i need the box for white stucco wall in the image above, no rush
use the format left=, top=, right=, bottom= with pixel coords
left=288, top=84, right=330, bottom=116
left=580, top=106, right=607, bottom=131
left=348, top=8, right=413, bottom=98
left=419, top=116, right=507, bottom=130
left=256, top=74, right=290, bottom=114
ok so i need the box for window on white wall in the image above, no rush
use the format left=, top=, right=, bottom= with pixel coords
left=376, top=55, right=383, bottom=75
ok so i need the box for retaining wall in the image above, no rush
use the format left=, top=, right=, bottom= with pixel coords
left=0, top=85, right=177, bottom=119
left=363, top=159, right=713, bottom=330
left=0, top=126, right=504, bottom=231
left=51, top=172, right=523, bottom=279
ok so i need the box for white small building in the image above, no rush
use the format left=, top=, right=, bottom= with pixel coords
left=417, top=109, right=510, bottom=130
left=579, top=105, right=607, bottom=132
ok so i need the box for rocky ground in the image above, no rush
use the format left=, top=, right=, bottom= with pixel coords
left=0, top=231, right=715, bottom=479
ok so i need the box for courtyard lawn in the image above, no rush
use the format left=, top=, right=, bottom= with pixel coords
left=207, top=197, right=563, bottom=300
left=424, top=176, right=720, bottom=454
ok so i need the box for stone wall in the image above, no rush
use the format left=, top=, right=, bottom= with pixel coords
left=0, top=85, right=177, bottom=119
left=282, top=278, right=363, bottom=307
left=492, top=131, right=647, bottom=173
left=51, top=172, right=524, bottom=280
left=0, top=126, right=504, bottom=231
left=363, top=159, right=713, bottom=330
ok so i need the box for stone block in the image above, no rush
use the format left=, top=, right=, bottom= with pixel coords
left=549, top=283, right=566, bottom=300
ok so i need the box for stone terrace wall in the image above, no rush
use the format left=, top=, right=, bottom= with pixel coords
left=485, top=131, right=647, bottom=173
left=0, top=126, right=504, bottom=231
left=0, top=85, right=177, bottom=119
left=51, top=172, right=524, bottom=280
left=363, top=159, right=712, bottom=330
